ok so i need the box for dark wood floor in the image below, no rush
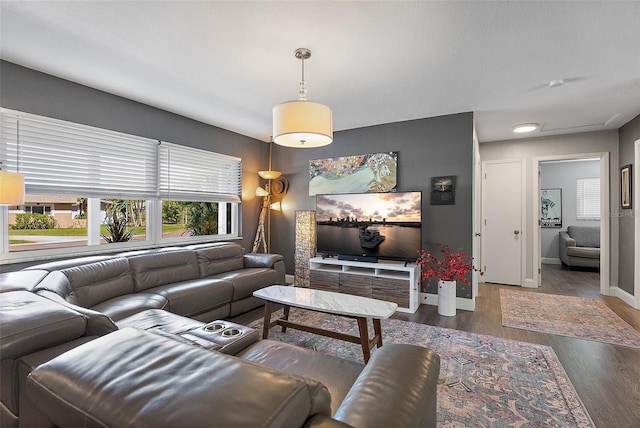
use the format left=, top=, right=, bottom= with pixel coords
left=235, top=265, right=640, bottom=427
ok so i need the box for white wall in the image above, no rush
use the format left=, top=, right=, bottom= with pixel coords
left=479, top=130, right=619, bottom=287
left=540, top=159, right=600, bottom=262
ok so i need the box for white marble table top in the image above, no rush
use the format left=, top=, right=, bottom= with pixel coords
left=254, top=285, right=397, bottom=318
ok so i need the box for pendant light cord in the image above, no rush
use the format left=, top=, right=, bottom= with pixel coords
left=298, top=55, right=307, bottom=100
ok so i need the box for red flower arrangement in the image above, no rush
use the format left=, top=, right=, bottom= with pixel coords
left=416, top=243, right=483, bottom=284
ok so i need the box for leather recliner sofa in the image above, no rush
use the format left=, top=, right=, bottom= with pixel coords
left=25, top=242, right=285, bottom=321
left=27, top=327, right=441, bottom=428
left=0, top=242, right=285, bottom=427
left=2, top=288, right=440, bottom=428
left=1, top=242, right=441, bottom=427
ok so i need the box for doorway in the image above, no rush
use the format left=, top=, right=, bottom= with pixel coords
left=534, top=153, right=610, bottom=296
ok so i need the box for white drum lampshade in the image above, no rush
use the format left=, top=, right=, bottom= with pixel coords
left=273, top=100, right=333, bottom=148
left=0, top=171, right=25, bottom=205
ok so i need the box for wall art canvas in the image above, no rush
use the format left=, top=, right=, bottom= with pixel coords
left=541, top=188, right=562, bottom=228
left=309, top=152, right=397, bottom=196
left=621, top=164, right=632, bottom=209
left=430, top=175, right=456, bottom=205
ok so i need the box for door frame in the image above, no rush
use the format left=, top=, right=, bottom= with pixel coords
left=472, top=127, right=481, bottom=307
left=481, top=158, right=526, bottom=286
left=634, top=138, right=640, bottom=308
left=533, top=152, right=610, bottom=296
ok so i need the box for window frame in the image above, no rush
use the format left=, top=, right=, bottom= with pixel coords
left=0, top=109, right=242, bottom=264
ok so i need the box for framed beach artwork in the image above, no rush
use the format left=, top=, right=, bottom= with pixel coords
left=541, top=188, right=562, bottom=228
left=309, top=152, right=397, bottom=196
left=621, top=164, right=632, bottom=209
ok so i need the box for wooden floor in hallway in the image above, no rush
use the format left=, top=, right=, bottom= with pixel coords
left=235, top=264, right=639, bottom=427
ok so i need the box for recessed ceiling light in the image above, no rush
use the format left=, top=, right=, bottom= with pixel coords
left=512, top=123, right=539, bottom=133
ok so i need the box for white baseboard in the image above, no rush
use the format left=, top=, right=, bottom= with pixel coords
left=522, top=278, right=536, bottom=288
left=285, top=274, right=294, bottom=285
left=609, top=286, right=640, bottom=309
left=420, top=292, right=475, bottom=311
left=542, top=257, right=561, bottom=265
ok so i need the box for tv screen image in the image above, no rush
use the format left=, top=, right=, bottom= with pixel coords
left=315, top=191, right=422, bottom=261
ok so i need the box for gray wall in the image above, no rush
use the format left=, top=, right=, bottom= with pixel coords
left=0, top=60, right=267, bottom=259
left=270, top=113, right=475, bottom=296
left=0, top=61, right=475, bottom=297
left=618, top=114, right=639, bottom=295
left=480, top=130, right=619, bottom=287
left=540, top=160, right=600, bottom=261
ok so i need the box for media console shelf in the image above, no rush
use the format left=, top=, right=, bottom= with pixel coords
left=309, top=257, right=420, bottom=313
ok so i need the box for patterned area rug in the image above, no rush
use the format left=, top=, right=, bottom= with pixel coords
left=500, top=289, right=640, bottom=349
left=249, top=309, right=594, bottom=427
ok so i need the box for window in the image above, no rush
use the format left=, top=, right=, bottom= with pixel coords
left=9, top=195, right=87, bottom=253
left=576, top=178, right=600, bottom=220
left=100, top=199, right=148, bottom=245
left=158, top=142, right=241, bottom=243
left=1, top=109, right=241, bottom=262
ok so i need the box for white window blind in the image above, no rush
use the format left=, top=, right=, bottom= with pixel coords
left=1, top=109, right=158, bottom=199
left=576, top=178, right=600, bottom=220
left=159, top=141, right=241, bottom=203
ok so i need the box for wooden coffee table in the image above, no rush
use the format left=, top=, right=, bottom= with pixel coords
left=253, top=285, right=397, bottom=363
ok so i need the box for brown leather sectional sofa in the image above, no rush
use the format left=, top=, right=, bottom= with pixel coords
left=0, top=242, right=440, bottom=428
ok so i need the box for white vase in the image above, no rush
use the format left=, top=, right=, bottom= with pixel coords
left=438, top=280, right=456, bottom=316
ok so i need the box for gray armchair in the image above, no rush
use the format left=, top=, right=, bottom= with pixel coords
left=559, top=225, right=600, bottom=269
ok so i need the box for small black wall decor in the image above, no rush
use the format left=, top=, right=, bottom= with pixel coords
left=430, top=175, right=456, bottom=205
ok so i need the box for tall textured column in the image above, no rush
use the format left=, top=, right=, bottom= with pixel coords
left=294, top=210, right=316, bottom=287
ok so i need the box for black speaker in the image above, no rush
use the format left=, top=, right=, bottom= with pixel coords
left=337, top=254, right=378, bottom=263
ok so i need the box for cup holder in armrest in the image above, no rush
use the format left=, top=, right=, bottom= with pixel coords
left=204, top=322, right=226, bottom=332
left=186, top=321, right=258, bottom=355
left=222, top=328, right=242, bottom=337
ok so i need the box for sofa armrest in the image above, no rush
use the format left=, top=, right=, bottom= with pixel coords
left=334, top=344, right=440, bottom=428
left=0, top=270, right=48, bottom=293
left=35, top=290, right=118, bottom=337
left=0, top=291, right=87, bottom=359
left=243, top=253, right=284, bottom=269
left=244, top=254, right=286, bottom=284
left=304, top=414, right=353, bottom=428
left=559, top=231, right=576, bottom=247
left=559, top=231, right=576, bottom=265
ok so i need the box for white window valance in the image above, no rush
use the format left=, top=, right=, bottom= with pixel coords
left=159, top=141, right=241, bottom=203
left=0, top=109, right=241, bottom=202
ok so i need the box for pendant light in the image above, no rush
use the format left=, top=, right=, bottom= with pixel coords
left=273, top=48, right=333, bottom=148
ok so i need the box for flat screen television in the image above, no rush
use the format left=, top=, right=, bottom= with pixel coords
left=315, top=191, right=422, bottom=262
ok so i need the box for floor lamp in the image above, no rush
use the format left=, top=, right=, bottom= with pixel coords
left=294, top=210, right=316, bottom=287
left=252, top=141, right=285, bottom=253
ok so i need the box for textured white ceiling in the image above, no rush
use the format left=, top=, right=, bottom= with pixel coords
left=1, top=1, right=639, bottom=143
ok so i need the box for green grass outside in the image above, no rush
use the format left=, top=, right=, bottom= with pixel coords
left=9, top=224, right=187, bottom=236
left=9, top=240, right=35, bottom=244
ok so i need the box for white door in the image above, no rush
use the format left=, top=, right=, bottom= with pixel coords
left=482, top=160, right=523, bottom=285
